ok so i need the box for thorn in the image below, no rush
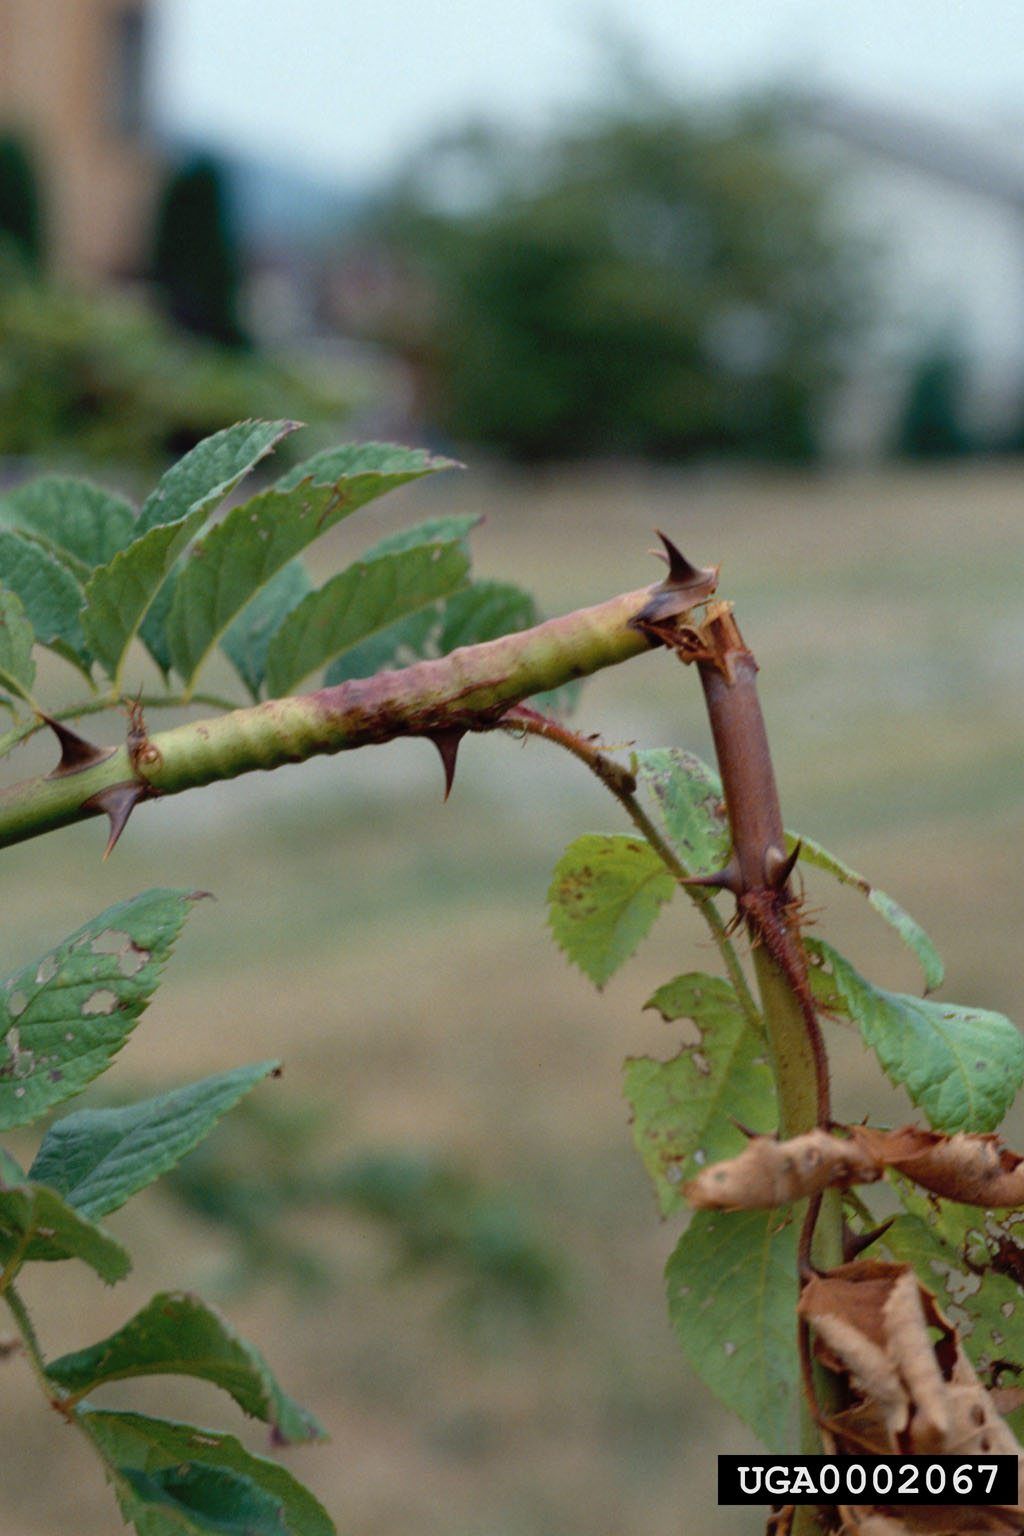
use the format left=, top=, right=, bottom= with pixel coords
left=842, top=1215, right=894, bottom=1263
left=764, top=841, right=801, bottom=889
left=82, top=781, right=147, bottom=859
left=681, top=856, right=743, bottom=896
left=729, top=1117, right=763, bottom=1139
left=426, top=728, right=466, bottom=801
left=40, top=715, right=116, bottom=779
left=651, top=531, right=714, bottom=588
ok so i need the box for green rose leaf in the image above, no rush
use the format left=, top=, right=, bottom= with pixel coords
left=809, top=939, right=1024, bottom=1131
left=265, top=541, right=471, bottom=696
left=166, top=444, right=458, bottom=688
left=48, top=1289, right=324, bottom=1442
left=666, top=1208, right=798, bottom=1451
left=634, top=748, right=730, bottom=875
left=30, top=1062, right=277, bottom=1220
left=547, top=833, right=675, bottom=989
left=790, top=831, right=943, bottom=993
left=0, top=586, right=36, bottom=702
left=624, top=974, right=775, bottom=1215
left=0, top=890, right=199, bottom=1131
left=80, top=1410, right=334, bottom=1536
left=0, top=475, right=137, bottom=575
left=0, top=1161, right=129, bottom=1282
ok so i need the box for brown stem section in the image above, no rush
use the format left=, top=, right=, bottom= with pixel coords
left=637, top=601, right=830, bottom=1130
left=633, top=594, right=837, bottom=1494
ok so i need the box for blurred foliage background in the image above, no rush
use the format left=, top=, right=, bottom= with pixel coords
left=1, top=3, right=1022, bottom=1533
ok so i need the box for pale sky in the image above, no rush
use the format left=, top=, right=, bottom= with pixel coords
left=153, top=0, right=1024, bottom=185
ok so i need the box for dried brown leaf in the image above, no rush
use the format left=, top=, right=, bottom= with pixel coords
left=851, top=1126, right=1024, bottom=1208
left=683, top=1129, right=881, bottom=1210
left=801, top=1261, right=1024, bottom=1533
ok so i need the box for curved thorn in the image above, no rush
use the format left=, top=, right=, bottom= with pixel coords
left=765, top=840, right=801, bottom=890
left=680, top=856, right=743, bottom=896
left=41, top=715, right=116, bottom=779
left=651, top=531, right=715, bottom=589
left=426, top=728, right=466, bottom=801
left=81, top=782, right=146, bottom=859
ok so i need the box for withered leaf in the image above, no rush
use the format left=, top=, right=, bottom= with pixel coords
left=683, top=1128, right=881, bottom=1210
left=800, top=1260, right=1024, bottom=1535
left=853, top=1125, right=1024, bottom=1208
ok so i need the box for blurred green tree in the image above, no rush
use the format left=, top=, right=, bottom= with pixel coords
left=0, top=131, right=45, bottom=272
left=896, top=338, right=974, bottom=458
left=361, top=95, right=869, bottom=462
left=151, top=154, right=247, bottom=347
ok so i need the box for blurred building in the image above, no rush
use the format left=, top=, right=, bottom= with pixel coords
left=0, top=0, right=158, bottom=280
left=800, top=95, right=1024, bottom=456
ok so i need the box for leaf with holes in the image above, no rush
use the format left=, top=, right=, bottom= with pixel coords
left=883, top=1197, right=1024, bottom=1442
left=666, top=1208, right=798, bottom=1451
left=166, top=445, right=458, bottom=688
left=0, top=476, right=137, bottom=575
left=0, top=1160, right=129, bottom=1282
left=788, top=831, right=943, bottom=992
left=80, top=1410, right=335, bottom=1536
left=0, top=529, right=86, bottom=667
left=548, top=834, right=675, bottom=989
left=0, top=587, right=35, bottom=702
left=47, top=1290, right=324, bottom=1441
left=809, top=939, right=1024, bottom=1132
left=0, top=890, right=199, bottom=1131
left=634, top=749, right=730, bottom=876
left=30, top=1062, right=276, bottom=1220
left=624, top=975, right=775, bottom=1216
left=221, top=562, right=312, bottom=698
left=85, top=421, right=298, bottom=680
left=265, top=542, right=470, bottom=695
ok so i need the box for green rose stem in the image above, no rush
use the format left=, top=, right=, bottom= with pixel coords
left=0, top=585, right=661, bottom=853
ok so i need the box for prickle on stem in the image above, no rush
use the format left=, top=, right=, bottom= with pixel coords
left=40, top=716, right=115, bottom=779
left=425, top=727, right=466, bottom=801
left=81, top=782, right=149, bottom=860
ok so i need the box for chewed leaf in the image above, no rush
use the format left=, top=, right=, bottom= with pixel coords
left=167, top=445, right=457, bottom=687
left=0, top=1163, right=129, bottom=1282
left=789, top=830, right=943, bottom=992
left=30, top=1062, right=276, bottom=1219
left=81, top=1410, right=335, bottom=1536
left=47, top=1290, right=324, bottom=1442
left=0, top=476, right=136, bottom=575
left=624, top=974, right=774, bottom=1215
left=547, top=833, right=674, bottom=989
left=810, top=939, right=1024, bottom=1132
left=0, top=586, right=35, bottom=702
left=634, top=749, right=729, bottom=875
left=884, top=1184, right=1024, bottom=1437
left=0, top=889, right=199, bottom=1131
left=666, top=1208, right=798, bottom=1451
left=265, top=541, right=471, bottom=695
